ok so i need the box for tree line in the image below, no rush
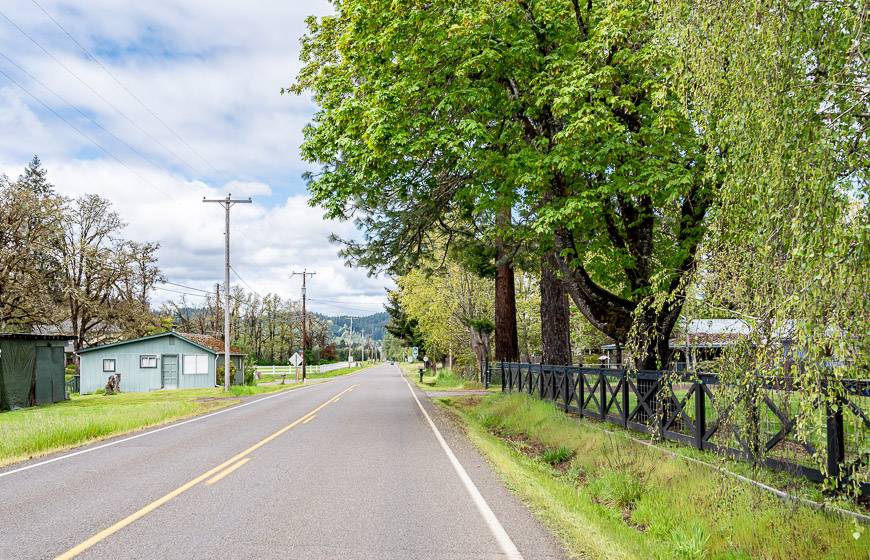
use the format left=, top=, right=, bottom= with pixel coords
left=1, top=156, right=162, bottom=350
left=0, top=156, right=363, bottom=368
left=163, top=290, right=346, bottom=366
left=292, top=0, right=867, bottom=377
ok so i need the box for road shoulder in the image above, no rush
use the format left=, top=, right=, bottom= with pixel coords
left=407, top=381, right=568, bottom=560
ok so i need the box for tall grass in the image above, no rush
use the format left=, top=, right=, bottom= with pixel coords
left=444, top=393, right=869, bottom=560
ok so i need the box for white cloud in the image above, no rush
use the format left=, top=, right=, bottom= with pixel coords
left=0, top=0, right=393, bottom=316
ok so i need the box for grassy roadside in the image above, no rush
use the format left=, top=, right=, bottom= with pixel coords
left=441, top=393, right=869, bottom=560
left=0, top=383, right=303, bottom=468
left=398, top=361, right=486, bottom=391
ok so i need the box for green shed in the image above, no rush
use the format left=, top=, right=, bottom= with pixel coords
left=0, top=333, right=71, bottom=411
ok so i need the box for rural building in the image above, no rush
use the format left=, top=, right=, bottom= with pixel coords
left=0, top=333, right=71, bottom=411
left=599, top=319, right=753, bottom=369
left=77, top=331, right=245, bottom=394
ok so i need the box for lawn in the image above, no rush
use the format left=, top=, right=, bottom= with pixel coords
left=441, top=393, right=869, bottom=560
left=399, top=361, right=486, bottom=391
left=0, top=383, right=299, bottom=468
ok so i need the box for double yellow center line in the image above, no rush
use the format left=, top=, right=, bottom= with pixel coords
left=55, top=383, right=358, bottom=560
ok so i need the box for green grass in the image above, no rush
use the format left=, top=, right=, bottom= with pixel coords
left=541, top=445, right=574, bottom=465
left=399, top=361, right=486, bottom=391
left=0, top=383, right=302, bottom=468
left=441, top=393, right=870, bottom=560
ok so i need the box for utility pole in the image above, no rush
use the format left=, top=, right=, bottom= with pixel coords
left=349, top=316, right=353, bottom=365
left=215, top=283, right=221, bottom=336
left=203, top=194, right=252, bottom=391
left=290, top=269, right=316, bottom=380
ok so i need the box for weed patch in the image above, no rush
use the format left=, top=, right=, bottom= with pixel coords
left=541, top=445, right=574, bottom=466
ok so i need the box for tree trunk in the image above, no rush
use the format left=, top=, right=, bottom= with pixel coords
left=540, top=252, right=572, bottom=365
left=494, top=207, right=519, bottom=362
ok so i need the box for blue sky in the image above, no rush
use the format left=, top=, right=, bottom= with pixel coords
left=0, top=0, right=391, bottom=316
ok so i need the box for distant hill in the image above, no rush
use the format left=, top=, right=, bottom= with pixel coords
left=316, top=311, right=388, bottom=341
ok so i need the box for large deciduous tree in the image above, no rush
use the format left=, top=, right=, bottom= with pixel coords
left=0, top=175, right=62, bottom=329
left=293, top=0, right=716, bottom=368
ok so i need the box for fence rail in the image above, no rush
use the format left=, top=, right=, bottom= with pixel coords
left=253, top=362, right=356, bottom=378
left=494, top=362, right=870, bottom=495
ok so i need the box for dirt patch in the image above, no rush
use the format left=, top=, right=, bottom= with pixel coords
left=491, top=428, right=547, bottom=457
left=457, top=396, right=484, bottom=408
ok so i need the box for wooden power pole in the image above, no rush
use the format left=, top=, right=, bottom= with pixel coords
left=291, top=269, right=316, bottom=380
left=203, top=193, right=252, bottom=390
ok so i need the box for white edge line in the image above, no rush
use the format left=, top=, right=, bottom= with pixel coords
left=402, top=374, right=524, bottom=560
left=0, top=366, right=373, bottom=480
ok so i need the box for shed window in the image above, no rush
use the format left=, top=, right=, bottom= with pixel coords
left=140, top=355, right=157, bottom=368
left=183, top=355, right=209, bottom=375
left=102, top=359, right=116, bottom=372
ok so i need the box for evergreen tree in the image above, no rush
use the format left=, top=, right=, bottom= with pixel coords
left=384, top=289, right=425, bottom=354
left=17, top=155, right=54, bottom=196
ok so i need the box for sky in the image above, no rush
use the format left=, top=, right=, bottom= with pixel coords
left=0, top=0, right=392, bottom=317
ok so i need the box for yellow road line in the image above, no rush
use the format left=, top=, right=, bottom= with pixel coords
left=205, top=457, right=251, bottom=486
left=332, top=396, right=342, bottom=403
left=55, top=383, right=358, bottom=560
left=301, top=414, right=316, bottom=425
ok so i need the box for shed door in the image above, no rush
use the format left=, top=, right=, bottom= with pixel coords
left=161, top=355, right=178, bottom=389
left=36, top=346, right=65, bottom=404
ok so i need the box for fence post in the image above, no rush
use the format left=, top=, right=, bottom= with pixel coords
left=694, top=378, right=706, bottom=450
left=551, top=367, right=557, bottom=401
left=564, top=369, right=570, bottom=413
left=579, top=370, right=585, bottom=417
left=539, top=365, right=544, bottom=399
left=825, top=395, right=845, bottom=484
left=500, top=362, right=505, bottom=392
left=622, top=369, right=629, bottom=428
left=600, top=370, right=607, bottom=420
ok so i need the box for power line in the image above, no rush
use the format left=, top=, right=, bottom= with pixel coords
left=153, top=286, right=209, bottom=299
left=0, top=51, right=173, bottom=175
left=0, top=66, right=176, bottom=200
left=0, top=8, right=203, bottom=178
left=159, top=280, right=211, bottom=294
left=29, top=0, right=222, bottom=177
left=229, top=265, right=263, bottom=299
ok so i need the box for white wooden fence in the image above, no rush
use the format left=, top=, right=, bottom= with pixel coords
left=253, top=362, right=358, bottom=379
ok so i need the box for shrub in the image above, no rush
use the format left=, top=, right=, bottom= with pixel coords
left=669, top=524, right=710, bottom=560
left=541, top=445, right=574, bottom=465
left=216, top=362, right=237, bottom=386
left=589, top=470, right=647, bottom=511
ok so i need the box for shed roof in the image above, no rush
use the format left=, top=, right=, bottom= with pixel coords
left=0, top=332, right=73, bottom=341
left=77, top=331, right=246, bottom=356
left=178, top=333, right=245, bottom=355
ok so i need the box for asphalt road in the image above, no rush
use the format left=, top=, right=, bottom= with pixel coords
left=0, top=364, right=566, bottom=560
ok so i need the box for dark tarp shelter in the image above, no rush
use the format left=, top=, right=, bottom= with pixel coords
left=0, top=333, right=70, bottom=411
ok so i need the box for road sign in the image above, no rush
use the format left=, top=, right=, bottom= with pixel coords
left=289, top=352, right=303, bottom=367
left=411, top=346, right=419, bottom=359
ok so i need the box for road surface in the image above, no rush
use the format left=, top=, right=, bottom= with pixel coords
left=0, top=364, right=566, bottom=559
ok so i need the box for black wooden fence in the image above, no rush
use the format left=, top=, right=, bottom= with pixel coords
left=492, top=362, right=870, bottom=495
